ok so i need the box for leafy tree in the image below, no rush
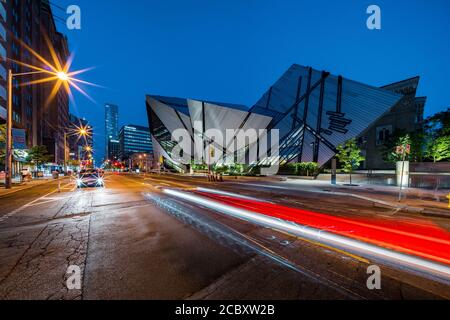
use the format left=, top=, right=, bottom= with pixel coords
left=423, top=109, right=450, bottom=162
left=27, top=145, right=51, bottom=170
left=336, top=138, right=365, bottom=185
left=385, top=134, right=412, bottom=163
left=408, top=131, right=426, bottom=163
left=425, top=108, right=450, bottom=136
left=381, top=129, right=426, bottom=164
left=425, top=136, right=450, bottom=162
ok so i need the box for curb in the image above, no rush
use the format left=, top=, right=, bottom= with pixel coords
left=280, top=182, right=450, bottom=217
left=420, top=209, right=450, bottom=219
left=322, top=190, right=449, bottom=216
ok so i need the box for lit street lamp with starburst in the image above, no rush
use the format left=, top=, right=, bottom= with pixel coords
left=4, top=35, right=97, bottom=189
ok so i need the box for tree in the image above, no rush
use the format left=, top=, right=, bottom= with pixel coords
left=27, top=145, right=51, bottom=171
left=425, top=136, right=450, bottom=162
left=423, top=109, right=450, bottom=162
left=425, top=108, right=450, bottom=136
left=336, top=138, right=365, bottom=185
left=385, top=134, right=412, bottom=163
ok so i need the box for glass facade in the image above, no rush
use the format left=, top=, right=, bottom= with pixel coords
left=146, top=64, right=405, bottom=172
left=119, top=125, right=153, bottom=160
left=105, top=104, right=119, bottom=159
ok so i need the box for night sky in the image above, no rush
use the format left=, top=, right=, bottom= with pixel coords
left=53, top=0, right=450, bottom=163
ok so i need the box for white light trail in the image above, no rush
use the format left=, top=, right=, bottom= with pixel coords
left=163, top=188, right=450, bottom=280
left=196, top=187, right=274, bottom=203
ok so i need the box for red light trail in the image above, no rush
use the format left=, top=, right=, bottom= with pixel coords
left=194, top=191, right=450, bottom=266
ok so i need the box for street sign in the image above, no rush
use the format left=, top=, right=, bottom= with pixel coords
left=12, top=128, right=27, bottom=150
left=405, top=144, right=411, bottom=154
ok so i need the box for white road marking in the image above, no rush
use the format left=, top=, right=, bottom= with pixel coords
left=0, top=182, right=74, bottom=223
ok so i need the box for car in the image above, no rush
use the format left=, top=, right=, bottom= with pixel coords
left=76, top=170, right=104, bottom=188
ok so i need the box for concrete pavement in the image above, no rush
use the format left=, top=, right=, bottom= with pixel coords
left=0, top=173, right=448, bottom=300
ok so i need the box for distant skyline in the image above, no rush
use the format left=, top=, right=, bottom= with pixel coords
left=54, top=0, right=450, bottom=162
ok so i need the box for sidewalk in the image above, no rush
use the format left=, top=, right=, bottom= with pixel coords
left=282, top=177, right=450, bottom=218
left=0, top=176, right=65, bottom=198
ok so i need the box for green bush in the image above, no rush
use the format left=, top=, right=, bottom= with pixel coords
left=278, top=162, right=319, bottom=176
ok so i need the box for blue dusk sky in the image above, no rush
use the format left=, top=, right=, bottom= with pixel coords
left=53, top=0, right=450, bottom=162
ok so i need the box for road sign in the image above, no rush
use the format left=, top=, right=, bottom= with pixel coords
left=405, top=144, right=411, bottom=154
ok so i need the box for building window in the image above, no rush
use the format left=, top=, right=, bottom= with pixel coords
left=376, top=125, right=392, bottom=146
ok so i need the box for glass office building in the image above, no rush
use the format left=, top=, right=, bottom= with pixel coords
left=105, top=103, right=119, bottom=159
left=146, top=64, right=408, bottom=173
left=118, top=125, right=153, bottom=160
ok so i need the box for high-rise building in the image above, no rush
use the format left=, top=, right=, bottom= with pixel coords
left=40, top=3, right=70, bottom=165
left=105, top=103, right=119, bottom=159
left=0, top=0, right=70, bottom=167
left=118, top=125, right=153, bottom=161
left=0, top=1, right=7, bottom=121
left=108, top=139, right=120, bottom=160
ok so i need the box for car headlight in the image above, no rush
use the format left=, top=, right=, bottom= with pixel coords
left=97, top=178, right=104, bottom=185
left=76, top=179, right=83, bottom=186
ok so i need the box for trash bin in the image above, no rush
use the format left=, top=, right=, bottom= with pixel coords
left=52, top=171, right=59, bottom=179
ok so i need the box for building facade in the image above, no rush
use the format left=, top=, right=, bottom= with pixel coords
left=130, top=152, right=154, bottom=172
left=118, top=124, right=153, bottom=161
left=0, top=0, right=70, bottom=167
left=40, top=2, right=70, bottom=165
left=0, top=1, right=7, bottom=121
left=105, top=103, right=119, bottom=160
left=359, top=77, right=426, bottom=169
left=68, top=114, right=93, bottom=162
left=146, top=64, right=424, bottom=173
left=108, top=139, right=120, bottom=161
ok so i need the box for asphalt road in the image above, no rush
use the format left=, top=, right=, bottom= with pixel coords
left=0, top=173, right=448, bottom=300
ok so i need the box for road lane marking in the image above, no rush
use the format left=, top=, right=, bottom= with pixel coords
left=0, top=182, right=74, bottom=223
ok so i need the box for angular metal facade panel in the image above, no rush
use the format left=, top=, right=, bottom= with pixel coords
left=146, top=63, right=405, bottom=172
left=252, top=64, right=403, bottom=167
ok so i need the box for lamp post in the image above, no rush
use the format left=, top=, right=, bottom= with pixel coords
left=5, top=69, right=70, bottom=189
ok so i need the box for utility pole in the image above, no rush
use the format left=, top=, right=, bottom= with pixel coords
left=5, top=70, right=13, bottom=189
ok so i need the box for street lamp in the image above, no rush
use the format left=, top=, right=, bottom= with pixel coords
left=63, top=125, right=93, bottom=173
left=3, top=34, right=96, bottom=189
left=5, top=70, right=70, bottom=189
